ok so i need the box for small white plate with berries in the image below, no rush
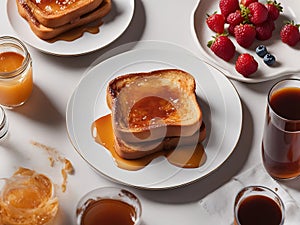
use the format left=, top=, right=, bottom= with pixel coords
left=192, top=0, right=300, bottom=83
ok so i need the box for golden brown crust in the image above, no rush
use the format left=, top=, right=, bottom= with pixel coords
left=106, top=69, right=206, bottom=160
left=107, top=69, right=203, bottom=143
left=114, top=123, right=206, bottom=159
left=17, top=0, right=103, bottom=28
left=107, top=69, right=196, bottom=109
left=16, top=0, right=111, bottom=40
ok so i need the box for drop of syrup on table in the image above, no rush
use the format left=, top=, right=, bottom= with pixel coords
left=91, top=114, right=206, bottom=171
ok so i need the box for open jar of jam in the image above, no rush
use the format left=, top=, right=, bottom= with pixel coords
left=0, top=36, right=33, bottom=108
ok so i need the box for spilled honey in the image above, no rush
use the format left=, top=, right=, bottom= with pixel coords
left=47, top=19, right=103, bottom=43
left=30, top=140, right=74, bottom=193
left=91, top=114, right=206, bottom=171
left=0, top=168, right=59, bottom=225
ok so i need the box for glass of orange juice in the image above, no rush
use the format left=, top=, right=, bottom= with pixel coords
left=0, top=36, right=33, bottom=108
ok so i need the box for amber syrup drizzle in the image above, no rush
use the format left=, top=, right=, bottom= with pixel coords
left=48, top=19, right=103, bottom=43
left=91, top=114, right=206, bottom=171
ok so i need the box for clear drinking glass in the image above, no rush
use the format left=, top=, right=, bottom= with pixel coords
left=234, top=186, right=285, bottom=225
left=262, top=78, right=300, bottom=179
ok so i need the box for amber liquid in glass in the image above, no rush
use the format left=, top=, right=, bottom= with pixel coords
left=235, top=195, right=282, bottom=225
left=262, top=87, right=300, bottom=179
left=0, top=52, right=33, bottom=107
left=80, top=199, right=136, bottom=225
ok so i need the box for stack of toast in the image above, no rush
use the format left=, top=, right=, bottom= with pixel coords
left=107, top=69, right=206, bottom=159
left=16, top=0, right=112, bottom=40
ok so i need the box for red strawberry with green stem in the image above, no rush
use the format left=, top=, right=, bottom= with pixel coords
left=234, top=23, right=256, bottom=48
left=206, top=12, right=225, bottom=34
left=207, top=34, right=236, bottom=61
left=240, top=0, right=257, bottom=7
left=280, top=21, right=300, bottom=46
left=219, top=0, right=240, bottom=17
left=226, top=10, right=245, bottom=35
left=266, top=0, right=283, bottom=21
left=247, top=2, right=269, bottom=25
left=235, top=53, right=258, bottom=77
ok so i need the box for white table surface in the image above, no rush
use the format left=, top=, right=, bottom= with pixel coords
left=1, top=0, right=300, bottom=224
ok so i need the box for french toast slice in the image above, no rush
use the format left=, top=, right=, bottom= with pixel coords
left=17, top=0, right=103, bottom=28
left=16, top=0, right=111, bottom=40
left=114, top=123, right=206, bottom=159
left=107, top=69, right=203, bottom=143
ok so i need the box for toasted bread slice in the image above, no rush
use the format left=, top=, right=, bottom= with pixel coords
left=114, top=123, right=206, bottom=159
left=107, top=69, right=203, bottom=143
left=17, top=0, right=103, bottom=28
left=16, top=0, right=111, bottom=40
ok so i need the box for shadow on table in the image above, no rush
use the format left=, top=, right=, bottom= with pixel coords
left=10, top=84, right=63, bottom=126
left=137, top=99, right=253, bottom=204
left=279, top=175, right=300, bottom=192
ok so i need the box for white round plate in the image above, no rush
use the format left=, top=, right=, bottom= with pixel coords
left=192, top=0, right=300, bottom=83
left=6, top=0, right=134, bottom=56
left=66, top=42, right=242, bottom=189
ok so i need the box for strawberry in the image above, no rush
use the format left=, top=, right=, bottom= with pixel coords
left=226, top=10, right=244, bottom=35
left=280, top=21, right=300, bottom=46
left=234, top=24, right=256, bottom=48
left=207, top=35, right=236, bottom=61
left=235, top=53, right=258, bottom=77
left=248, top=2, right=268, bottom=25
left=226, top=10, right=244, bottom=26
left=219, top=0, right=240, bottom=17
left=255, top=19, right=275, bottom=40
left=268, top=17, right=276, bottom=31
left=266, top=0, right=283, bottom=21
left=228, top=24, right=237, bottom=36
left=240, top=0, right=258, bottom=7
left=206, top=12, right=225, bottom=34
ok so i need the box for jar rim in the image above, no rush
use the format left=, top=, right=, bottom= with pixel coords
left=0, top=36, right=31, bottom=79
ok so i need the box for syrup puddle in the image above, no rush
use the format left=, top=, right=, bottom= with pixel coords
left=91, top=114, right=206, bottom=171
left=47, top=19, right=103, bottom=43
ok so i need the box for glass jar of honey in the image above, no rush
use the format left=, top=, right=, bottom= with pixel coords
left=0, top=36, right=33, bottom=108
left=0, top=168, right=59, bottom=225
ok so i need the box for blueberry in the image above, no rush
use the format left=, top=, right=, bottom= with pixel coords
left=256, top=45, right=268, bottom=57
left=264, top=53, right=276, bottom=66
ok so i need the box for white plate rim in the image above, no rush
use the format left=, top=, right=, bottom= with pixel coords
left=66, top=41, right=243, bottom=189
left=191, top=0, right=300, bottom=83
left=6, top=0, right=135, bottom=56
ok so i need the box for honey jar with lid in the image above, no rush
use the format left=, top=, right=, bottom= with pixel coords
left=0, top=36, right=33, bottom=108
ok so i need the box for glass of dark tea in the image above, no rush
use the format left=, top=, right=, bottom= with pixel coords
left=262, top=78, right=300, bottom=179
left=76, top=187, right=142, bottom=225
left=234, top=186, right=285, bottom=225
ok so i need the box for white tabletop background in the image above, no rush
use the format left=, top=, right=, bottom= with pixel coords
left=1, top=0, right=300, bottom=224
